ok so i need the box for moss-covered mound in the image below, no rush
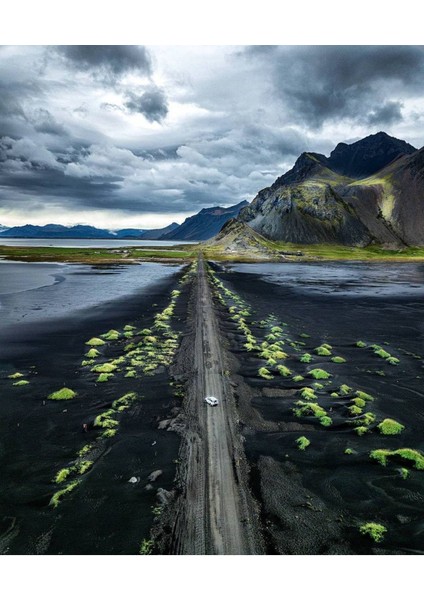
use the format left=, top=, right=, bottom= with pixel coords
left=48, top=387, right=77, bottom=401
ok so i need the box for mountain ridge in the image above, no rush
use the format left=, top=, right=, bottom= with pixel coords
left=161, top=201, right=248, bottom=241
left=239, top=132, right=423, bottom=247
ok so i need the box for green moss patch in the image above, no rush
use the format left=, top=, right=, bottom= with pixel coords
left=54, top=468, right=73, bottom=484
left=308, top=368, right=331, bottom=380
left=359, top=522, right=387, bottom=543
left=97, top=373, right=114, bottom=383
left=300, top=353, right=312, bottom=363
left=13, top=379, right=30, bottom=386
left=101, top=329, right=120, bottom=341
left=356, top=390, right=374, bottom=402
left=296, top=436, right=310, bottom=451
left=331, top=356, right=346, bottom=363
left=315, top=345, right=332, bottom=357
left=300, top=387, right=317, bottom=401
left=86, top=337, right=106, bottom=346
left=370, top=448, right=424, bottom=470
left=8, top=372, right=24, bottom=379
left=258, top=367, right=273, bottom=380
left=50, top=481, right=80, bottom=508
left=91, top=362, right=117, bottom=374
left=377, top=418, right=405, bottom=435
left=77, top=460, right=93, bottom=475
left=48, top=387, right=77, bottom=401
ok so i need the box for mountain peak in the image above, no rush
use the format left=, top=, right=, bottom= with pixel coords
left=328, top=132, right=416, bottom=178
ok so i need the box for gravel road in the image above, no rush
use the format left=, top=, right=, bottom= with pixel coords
left=170, top=257, right=262, bottom=554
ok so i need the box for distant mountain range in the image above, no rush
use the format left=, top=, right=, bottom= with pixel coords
left=0, top=222, right=179, bottom=240
left=239, top=132, right=424, bottom=247
left=0, top=202, right=248, bottom=241
left=161, top=201, right=248, bottom=241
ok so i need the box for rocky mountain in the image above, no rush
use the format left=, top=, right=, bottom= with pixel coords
left=239, top=133, right=423, bottom=247
left=0, top=224, right=9, bottom=233
left=341, top=147, right=424, bottom=246
left=326, top=132, right=416, bottom=178
left=162, top=201, right=248, bottom=241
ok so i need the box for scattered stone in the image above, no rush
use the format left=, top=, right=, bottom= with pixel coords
left=148, top=469, right=163, bottom=482
left=158, top=419, right=172, bottom=430
left=157, top=488, right=174, bottom=505
left=128, top=476, right=139, bottom=484
left=167, top=415, right=186, bottom=434
left=145, top=484, right=154, bottom=491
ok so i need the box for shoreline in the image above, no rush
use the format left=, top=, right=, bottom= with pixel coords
left=3, top=242, right=424, bottom=264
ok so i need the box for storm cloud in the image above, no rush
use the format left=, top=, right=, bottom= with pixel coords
left=124, top=87, right=169, bottom=122
left=244, top=45, right=424, bottom=129
left=1, top=45, right=424, bottom=229
left=55, top=45, right=152, bottom=80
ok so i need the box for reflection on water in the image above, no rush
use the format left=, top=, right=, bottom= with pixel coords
left=229, top=262, right=424, bottom=297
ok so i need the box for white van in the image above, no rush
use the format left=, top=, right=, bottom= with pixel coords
left=205, top=396, right=219, bottom=406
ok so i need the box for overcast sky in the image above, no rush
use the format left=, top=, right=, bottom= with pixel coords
left=1, top=45, right=424, bottom=229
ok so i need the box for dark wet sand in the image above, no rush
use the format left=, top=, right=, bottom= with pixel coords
left=0, top=262, right=186, bottom=554
left=213, top=261, right=424, bottom=554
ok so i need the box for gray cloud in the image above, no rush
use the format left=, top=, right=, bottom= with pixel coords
left=55, top=45, right=152, bottom=80
left=245, top=46, right=424, bottom=128
left=124, top=87, right=169, bottom=122
left=366, top=101, right=403, bottom=126
left=1, top=46, right=424, bottom=228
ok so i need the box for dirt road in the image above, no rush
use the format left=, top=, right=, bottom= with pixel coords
left=170, top=256, right=261, bottom=554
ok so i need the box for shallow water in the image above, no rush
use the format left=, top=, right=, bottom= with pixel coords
left=231, top=261, right=424, bottom=298
left=0, top=262, right=181, bottom=352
